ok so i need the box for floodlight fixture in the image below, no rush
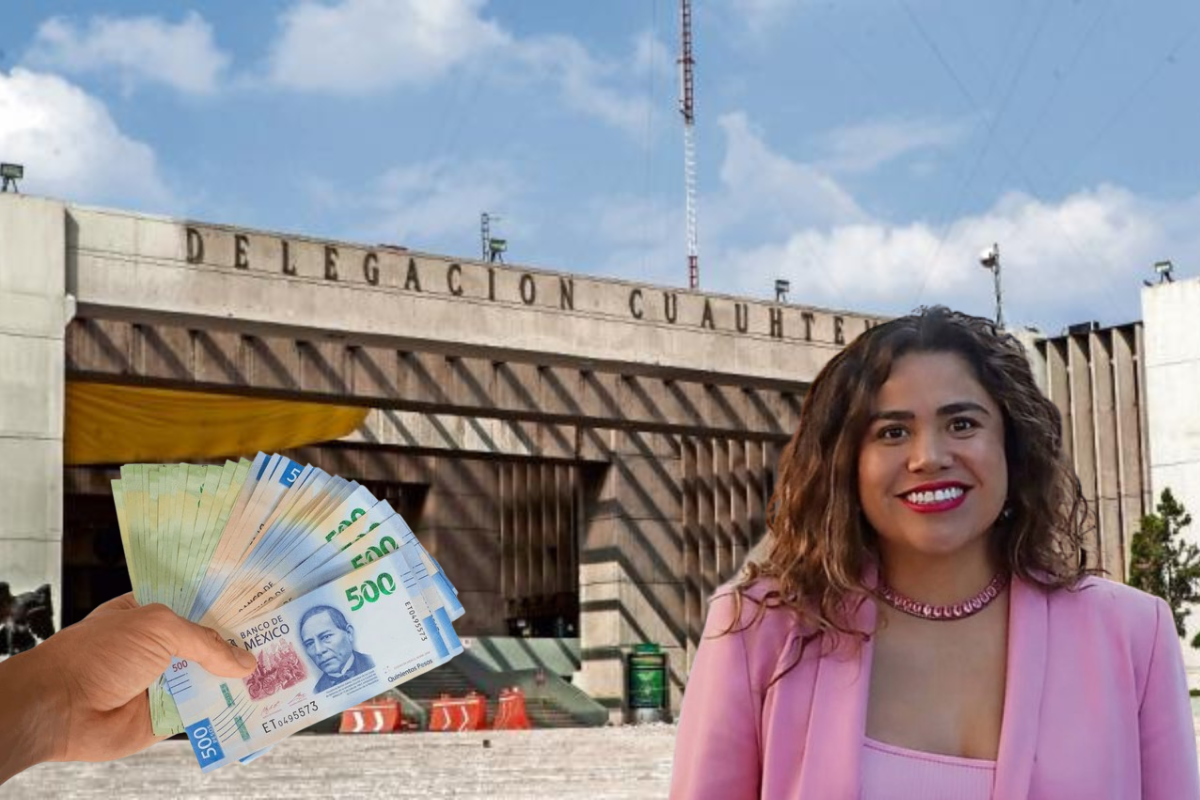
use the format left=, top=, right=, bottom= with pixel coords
left=978, top=242, right=1004, bottom=328
left=0, top=162, right=22, bottom=192
left=774, top=278, right=790, bottom=304
left=979, top=243, right=999, bottom=271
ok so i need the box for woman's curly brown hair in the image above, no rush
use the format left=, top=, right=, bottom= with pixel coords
left=725, top=305, right=1095, bottom=656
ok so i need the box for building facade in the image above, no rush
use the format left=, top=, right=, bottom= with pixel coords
left=3, top=191, right=1197, bottom=708
left=1, top=193, right=883, bottom=714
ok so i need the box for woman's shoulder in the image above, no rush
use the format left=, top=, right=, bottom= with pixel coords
left=1042, top=574, right=1168, bottom=654
left=705, top=577, right=816, bottom=682
left=1047, top=574, right=1165, bottom=620
left=708, top=575, right=795, bottom=625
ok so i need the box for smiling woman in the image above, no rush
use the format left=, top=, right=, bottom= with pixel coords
left=670, top=306, right=1200, bottom=800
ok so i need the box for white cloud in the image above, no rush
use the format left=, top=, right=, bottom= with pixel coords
left=25, top=12, right=229, bottom=95
left=264, top=0, right=666, bottom=137
left=305, top=157, right=524, bottom=250
left=722, top=181, right=1197, bottom=330
left=0, top=68, right=172, bottom=209
left=515, top=35, right=656, bottom=138
left=588, top=113, right=868, bottom=286
left=590, top=112, right=868, bottom=286
left=715, top=112, right=866, bottom=234
left=728, top=0, right=800, bottom=36
left=631, top=30, right=673, bottom=79
left=267, top=0, right=508, bottom=93
left=584, top=109, right=1196, bottom=331
left=371, top=159, right=520, bottom=243
left=584, top=194, right=683, bottom=285
left=818, top=116, right=972, bottom=174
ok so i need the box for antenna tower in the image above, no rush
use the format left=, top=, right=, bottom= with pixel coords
left=679, top=0, right=699, bottom=290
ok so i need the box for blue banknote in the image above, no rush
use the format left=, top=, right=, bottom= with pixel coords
left=167, top=549, right=459, bottom=771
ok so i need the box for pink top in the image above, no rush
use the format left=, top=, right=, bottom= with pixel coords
left=670, top=574, right=1200, bottom=800
left=861, top=736, right=995, bottom=799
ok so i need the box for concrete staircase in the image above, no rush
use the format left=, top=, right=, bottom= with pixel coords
left=308, top=638, right=609, bottom=732
left=396, top=639, right=607, bottom=729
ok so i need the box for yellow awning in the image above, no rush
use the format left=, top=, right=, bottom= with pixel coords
left=65, top=383, right=368, bottom=465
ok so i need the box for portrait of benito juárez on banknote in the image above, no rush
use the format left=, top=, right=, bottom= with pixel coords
left=297, top=603, right=376, bottom=693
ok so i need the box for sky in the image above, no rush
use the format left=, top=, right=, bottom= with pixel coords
left=2, top=0, right=1198, bottom=332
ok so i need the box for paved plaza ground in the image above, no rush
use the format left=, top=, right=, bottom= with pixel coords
left=9, top=715, right=1200, bottom=799
left=2, top=726, right=679, bottom=800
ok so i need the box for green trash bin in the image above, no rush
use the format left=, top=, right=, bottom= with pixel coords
left=627, top=643, right=668, bottom=724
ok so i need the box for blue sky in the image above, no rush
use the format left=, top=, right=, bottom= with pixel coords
left=2, top=0, right=1198, bottom=332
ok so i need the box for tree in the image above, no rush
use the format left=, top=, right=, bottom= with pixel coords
left=1128, top=488, right=1200, bottom=648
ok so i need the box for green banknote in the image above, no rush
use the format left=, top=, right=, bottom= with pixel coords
left=110, top=453, right=463, bottom=745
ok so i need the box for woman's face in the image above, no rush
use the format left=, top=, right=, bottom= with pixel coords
left=857, top=350, right=1008, bottom=562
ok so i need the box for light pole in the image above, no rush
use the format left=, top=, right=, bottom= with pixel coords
left=979, top=243, right=1003, bottom=328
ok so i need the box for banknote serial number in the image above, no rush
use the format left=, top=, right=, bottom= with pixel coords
left=262, top=701, right=319, bottom=733
left=406, top=601, right=428, bottom=642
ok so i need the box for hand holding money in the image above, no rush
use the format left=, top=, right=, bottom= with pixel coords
left=0, top=593, right=255, bottom=784
left=111, top=453, right=464, bottom=770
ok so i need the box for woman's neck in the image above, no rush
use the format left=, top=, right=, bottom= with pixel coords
left=877, top=542, right=999, bottom=606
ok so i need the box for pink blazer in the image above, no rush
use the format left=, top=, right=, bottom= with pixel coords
left=670, top=574, right=1200, bottom=799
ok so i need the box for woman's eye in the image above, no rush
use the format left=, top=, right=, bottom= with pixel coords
left=878, top=426, right=907, bottom=440
left=950, top=418, right=978, bottom=432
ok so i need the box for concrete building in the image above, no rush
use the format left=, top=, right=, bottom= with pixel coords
left=1, top=193, right=883, bottom=716
left=1144, top=276, right=1200, bottom=682
left=1021, top=320, right=1151, bottom=580
left=1021, top=276, right=1200, bottom=685
left=3, top=191, right=1198, bottom=709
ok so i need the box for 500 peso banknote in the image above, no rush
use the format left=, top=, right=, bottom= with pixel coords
left=167, top=550, right=459, bottom=771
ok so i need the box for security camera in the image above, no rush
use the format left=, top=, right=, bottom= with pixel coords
left=979, top=244, right=999, bottom=269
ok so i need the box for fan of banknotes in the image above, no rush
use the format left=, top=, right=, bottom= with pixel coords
left=111, top=453, right=465, bottom=771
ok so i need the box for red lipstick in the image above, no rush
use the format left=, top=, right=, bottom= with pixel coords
left=898, top=482, right=969, bottom=514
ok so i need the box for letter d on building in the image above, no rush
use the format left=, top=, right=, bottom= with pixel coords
left=186, top=227, right=204, bottom=264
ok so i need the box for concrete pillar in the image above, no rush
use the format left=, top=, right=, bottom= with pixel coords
left=1111, top=327, right=1145, bottom=576
left=499, top=463, right=513, bottom=610
left=746, top=440, right=766, bottom=553
left=682, top=437, right=700, bottom=672
left=714, top=439, right=734, bottom=584
left=765, top=440, right=784, bottom=497
left=1090, top=331, right=1123, bottom=578
left=729, top=440, right=748, bottom=570
left=0, top=195, right=66, bottom=631
left=513, top=462, right=528, bottom=603
left=1135, top=323, right=1153, bottom=513
left=1046, top=340, right=1074, bottom=464
left=1068, top=335, right=1100, bottom=563
left=557, top=464, right=579, bottom=603
left=1014, top=328, right=1048, bottom=396
left=697, top=438, right=716, bottom=602
left=529, top=462, right=545, bottom=599
left=541, top=464, right=556, bottom=599
left=415, top=456, right=503, bottom=635
left=576, top=430, right=684, bottom=721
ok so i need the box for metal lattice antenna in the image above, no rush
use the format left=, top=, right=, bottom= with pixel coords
left=679, top=0, right=699, bottom=290
left=481, top=212, right=491, bottom=261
